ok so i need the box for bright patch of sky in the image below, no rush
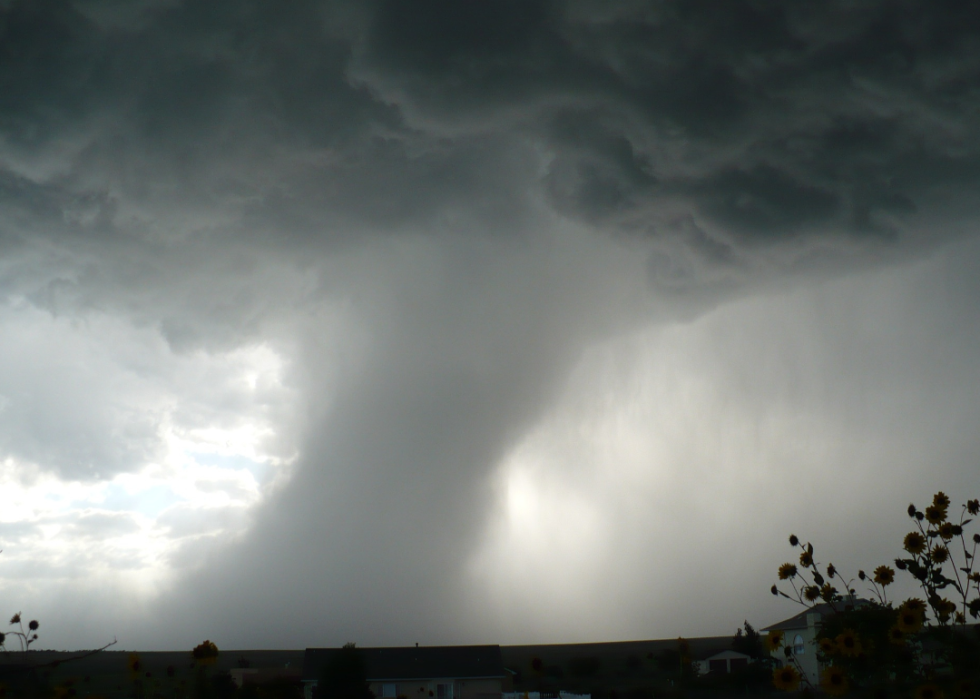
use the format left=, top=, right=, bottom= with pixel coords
left=0, top=296, right=298, bottom=606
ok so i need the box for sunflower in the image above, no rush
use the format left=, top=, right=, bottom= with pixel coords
left=925, top=505, right=947, bottom=525
left=818, top=637, right=836, bottom=655
left=935, top=598, right=957, bottom=622
left=800, top=551, right=813, bottom=568
left=873, top=565, right=895, bottom=586
left=778, top=563, right=798, bottom=580
left=773, top=666, right=801, bottom=692
left=827, top=563, right=837, bottom=578
left=931, top=546, right=949, bottom=564
left=916, top=684, right=945, bottom=699
left=903, top=598, right=927, bottom=613
left=127, top=653, right=142, bottom=678
left=836, top=630, right=862, bottom=657
left=968, top=500, right=980, bottom=516
left=804, top=585, right=821, bottom=602
left=766, top=631, right=785, bottom=652
left=938, top=522, right=955, bottom=541
left=904, top=532, right=927, bottom=555
left=933, top=492, right=951, bottom=509
left=821, top=667, right=849, bottom=697
left=896, top=606, right=924, bottom=634
left=820, top=583, right=838, bottom=602
left=887, top=625, right=906, bottom=645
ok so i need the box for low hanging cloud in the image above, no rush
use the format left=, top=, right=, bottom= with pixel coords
left=1, top=0, right=979, bottom=650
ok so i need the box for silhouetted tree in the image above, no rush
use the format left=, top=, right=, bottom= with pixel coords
left=317, top=643, right=374, bottom=699
left=731, top=620, right=764, bottom=659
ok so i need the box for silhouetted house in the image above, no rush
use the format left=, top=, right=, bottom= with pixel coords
left=303, top=645, right=508, bottom=699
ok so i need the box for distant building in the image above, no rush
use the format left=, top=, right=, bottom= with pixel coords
left=230, top=666, right=302, bottom=689
left=696, top=650, right=753, bottom=675
left=762, top=600, right=869, bottom=687
left=302, top=645, right=508, bottom=699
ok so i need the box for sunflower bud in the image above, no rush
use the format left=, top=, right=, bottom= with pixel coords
left=858, top=570, right=866, bottom=580
left=772, top=585, right=779, bottom=596
left=908, top=503, right=917, bottom=518
left=789, top=534, right=799, bottom=547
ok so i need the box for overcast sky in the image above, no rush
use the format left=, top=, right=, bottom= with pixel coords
left=2, top=0, right=980, bottom=652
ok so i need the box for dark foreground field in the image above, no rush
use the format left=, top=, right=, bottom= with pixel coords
left=0, top=640, right=775, bottom=699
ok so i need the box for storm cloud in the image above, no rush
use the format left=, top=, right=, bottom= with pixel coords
left=1, top=0, right=979, bottom=650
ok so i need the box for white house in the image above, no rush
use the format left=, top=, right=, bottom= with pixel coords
left=762, top=600, right=868, bottom=687
left=695, top=650, right=753, bottom=676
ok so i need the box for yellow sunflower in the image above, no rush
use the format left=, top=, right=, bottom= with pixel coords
left=903, top=598, right=927, bottom=613
left=955, top=679, right=974, bottom=699
left=800, top=551, right=813, bottom=568
left=766, top=630, right=785, bottom=652
left=916, top=684, right=945, bottom=699
left=904, top=532, right=927, bottom=555
left=938, top=522, right=955, bottom=541
left=836, top=630, right=862, bottom=657
left=934, top=598, right=957, bottom=623
left=778, top=563, right=798, bottom=580
left=873, top=565, right=895, bottom=586
left=821, top=667, right=849, bottom=697
left=933, top=492, right=950, bottom=509
left=804, top=585, right=821, bottom=602
left=896, top=606, right=924, bottom=634
left=818, top=637, right=836, bottom=655
left=773, top=666, right=801, bottom=692
left=931, top=546, right=950, bottom=564
left=925, top=505, right=947, bottom=525
left=887, top=625, right=905, bottom=645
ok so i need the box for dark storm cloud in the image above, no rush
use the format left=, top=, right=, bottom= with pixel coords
left=2, top=0, right=977, bottom=260
left=356, top=0, right=980, bottom=258
left=3, top=0, right=980, bottom=650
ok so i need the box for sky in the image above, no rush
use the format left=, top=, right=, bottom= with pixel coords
left=1, top=0, right=980, bottom=652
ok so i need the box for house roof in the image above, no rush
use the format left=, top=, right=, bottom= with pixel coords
left=302, top=645, right=506, bottom=683
left=762, top=600, right=871, bottom=632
